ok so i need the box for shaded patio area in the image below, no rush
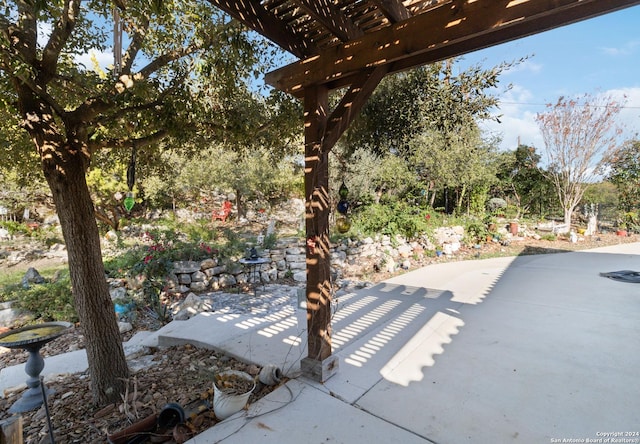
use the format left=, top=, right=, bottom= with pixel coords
left=151, top=242, right=640, bottom=443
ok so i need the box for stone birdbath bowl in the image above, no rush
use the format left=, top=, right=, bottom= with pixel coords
left=0, top=321, right=73, bottom=413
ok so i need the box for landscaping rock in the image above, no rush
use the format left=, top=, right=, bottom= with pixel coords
left=118, top=321, right=133, bottom=333
left=190, top=281, right=208, bottom=292
left=173, top=261, right=200, bottom=274
left=21, top=267, right=45, bottom=288
left=109, top=286, right=128, bottom=301
left=218, top=274, right=237, bottom=288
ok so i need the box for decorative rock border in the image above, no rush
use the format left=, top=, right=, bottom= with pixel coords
left=108, top=233, right=445, bottom=301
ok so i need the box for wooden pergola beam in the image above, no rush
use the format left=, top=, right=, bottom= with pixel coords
left=294, top=0, right=364, bottom=41
left=266, top=0, right=640, bottom=95
left=206, top=0, right=315, bottom=58
left=372, top=0, right=411, bottom=23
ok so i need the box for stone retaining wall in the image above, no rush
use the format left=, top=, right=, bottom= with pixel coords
left=110, top=232, right=456, bottom=300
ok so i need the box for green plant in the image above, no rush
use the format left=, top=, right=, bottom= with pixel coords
left=423, top=249, right=436, bottom=258
left=0, top=221, right=29, bottom=236
left=0, top=265, right=68, bottom=300
left=183, top=219, right=219, bottom=243
left=9, top=271, right=78, bottom=322
left=540, top=233, right=557, bottom=241
left=618, top=211, right=639, bottom=232
left=465, top=221, right=488, bottom=244
left=31, top=225, right=64, bottom=247
left=262, top=233, right=278, bottom=250
left=351, top=202, right=428, bottom=239
left=486, top=197, right=507, bottom=213
left=143, top=282, right=171, bottom=323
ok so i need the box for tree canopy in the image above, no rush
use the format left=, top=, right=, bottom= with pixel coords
left=607, top=138, right=640, bottom=212
left=339, top=58, right=515, bottom=214
left=0, top=0, right=297, bottom=405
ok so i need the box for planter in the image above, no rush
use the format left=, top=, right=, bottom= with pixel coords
left=509, top=222, right=519, bottom=236
left=258, top=364, right=283, bottom=386
left=213, top=370, right=255, bottom=419
left=616, top=229, right=628, bottom=237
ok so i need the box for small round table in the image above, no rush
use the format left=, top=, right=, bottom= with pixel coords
left=238, top=257, right=271, bottom=294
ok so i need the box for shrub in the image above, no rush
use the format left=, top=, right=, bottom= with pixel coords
left=0, top=221, right=29, bottom=236
left=262, top=233, right=277, bottom=249
left=351, top=202, right=428, bottom=239
left=31, top=225, right=64, bottom=247
left=465, top=222, right=488, bottom=244
left=10, top=271, right=78, bottom=322
left=486, top=197, right=507, bottom=212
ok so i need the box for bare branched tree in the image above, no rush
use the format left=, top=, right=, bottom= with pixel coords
left=535, top=93, right=624, bottom=230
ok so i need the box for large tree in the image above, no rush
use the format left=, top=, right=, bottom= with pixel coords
left=341, top=59, right=514, bottom=211
left=535, top=94, right=624, bottom=230
left=0, top=0, right=271, bottom=405
left=494, top=144, right=552, bottom=217
left=344, top=59, right=512, bottom=158
left=607, top=139, right=640, bottom=212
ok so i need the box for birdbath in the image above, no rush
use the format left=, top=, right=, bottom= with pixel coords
left=0, top=321, right=73, bottom=413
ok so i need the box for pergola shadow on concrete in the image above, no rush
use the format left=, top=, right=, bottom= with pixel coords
left=206, top=0, right=640, bottom=380
left=162, top=242, right=639, bottom=442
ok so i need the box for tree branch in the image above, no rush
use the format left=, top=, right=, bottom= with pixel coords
left=41, top=0, right=81, bottom=83
left=12, top=71, right=67, bottom=118
left=120, top=15, right=149, bottom=74
left=1, top=2, right=37, bottom=66
left=138, top=42, right=203, bottom=79
left=93, top=128, right=171, bottom=152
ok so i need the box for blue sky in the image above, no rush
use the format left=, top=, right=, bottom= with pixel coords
left=456, top=5, right=640, bottom=152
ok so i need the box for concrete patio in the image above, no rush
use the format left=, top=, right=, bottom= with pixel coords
left=2, top=241, right=638, bottom=443
left=169, top=241, right=640, bottom=443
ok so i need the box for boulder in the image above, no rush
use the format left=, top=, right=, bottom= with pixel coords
left=21, top=267, right=45, bottom=288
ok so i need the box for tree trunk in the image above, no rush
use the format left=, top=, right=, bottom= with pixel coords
left=42, top=144, right=129, bottom=406
left=563, top=207, right=573, bottom=232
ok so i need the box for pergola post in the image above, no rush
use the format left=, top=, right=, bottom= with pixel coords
left=300, top=84, right=339, bottom=382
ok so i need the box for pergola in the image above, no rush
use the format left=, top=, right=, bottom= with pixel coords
left=207, top=0, right=640, bottom=381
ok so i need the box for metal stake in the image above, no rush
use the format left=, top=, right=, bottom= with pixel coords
left=39, top=376, right=55, bottom=444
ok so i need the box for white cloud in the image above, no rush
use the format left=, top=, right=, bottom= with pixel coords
left=599, top=40, right=640, bottom=57
left=481, top=110, right=542, bottom=151
left=483, top=84, right=545, bottom=151
left=75, top=49, right=114, bottom=72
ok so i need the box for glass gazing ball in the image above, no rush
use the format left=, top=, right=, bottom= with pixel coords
left=337, top=199, right=349, bottom=214
left=336, top=216, right=351, bottom=233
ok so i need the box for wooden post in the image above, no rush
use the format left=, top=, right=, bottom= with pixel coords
left=298, top=71, right=387, bottom=382
left=300, top=84, right=339, bottom=382
left=0, top=415, right=23, bottom=444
